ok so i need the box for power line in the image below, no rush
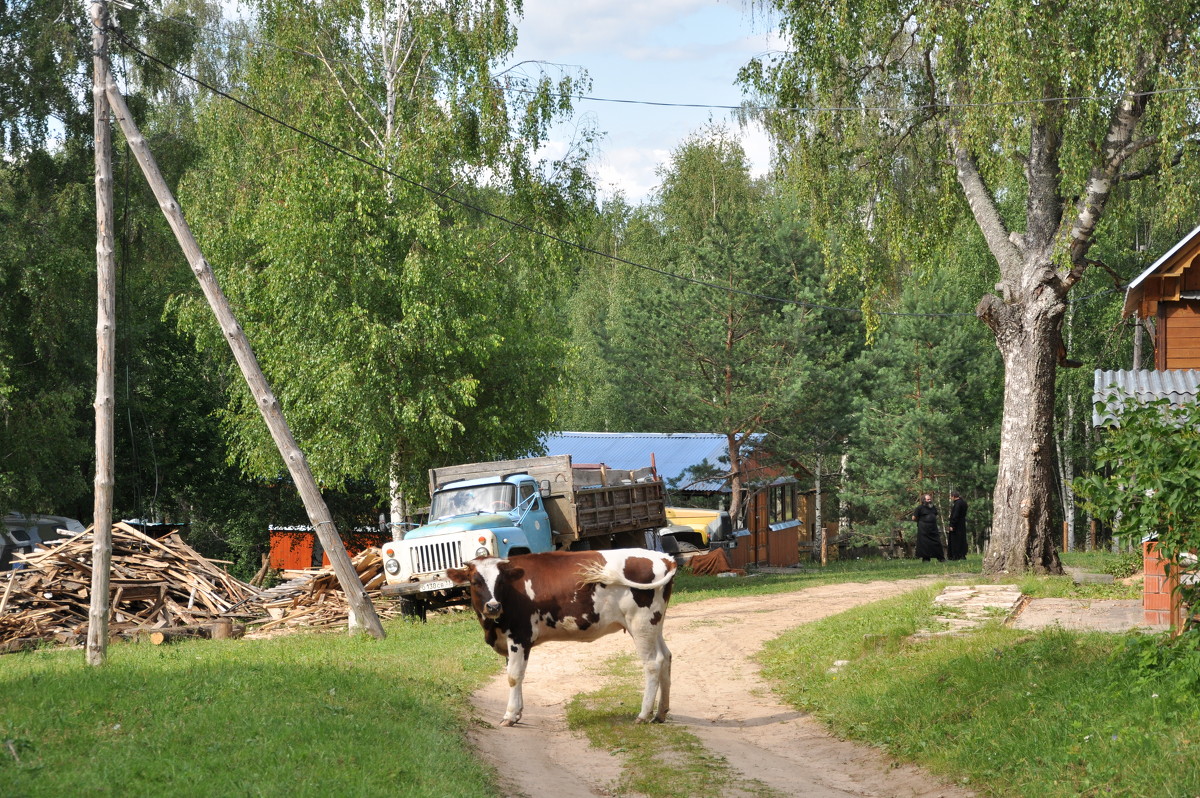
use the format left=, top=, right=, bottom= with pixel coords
left=107, top=27, right=1126, bottom=321
left=115, top=3, right=1200, bottom=118
left=504, top=84, right=1200, bottom=116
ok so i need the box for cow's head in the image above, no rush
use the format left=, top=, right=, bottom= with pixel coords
left=448, top=557, right=524, bottom=620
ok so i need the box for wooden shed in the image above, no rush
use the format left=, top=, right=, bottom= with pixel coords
left=1123, top=222, right=1200, bottom=369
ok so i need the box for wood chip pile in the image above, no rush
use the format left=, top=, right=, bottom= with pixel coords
left=1, top=525, right=402, bottom=653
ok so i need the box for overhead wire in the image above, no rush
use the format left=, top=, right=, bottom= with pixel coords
left=116, top=3, right=1200, bottom=116
left=104, top=20, right=1129, bottom=320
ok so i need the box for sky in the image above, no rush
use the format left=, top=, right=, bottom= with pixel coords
left=502, top=0, right=781, bottom=205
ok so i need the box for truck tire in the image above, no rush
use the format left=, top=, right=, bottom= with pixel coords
left=398, top=597, right=428, bottom=622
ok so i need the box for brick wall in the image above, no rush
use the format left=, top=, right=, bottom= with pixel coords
left=1143, top=541, right=1184, bottom=629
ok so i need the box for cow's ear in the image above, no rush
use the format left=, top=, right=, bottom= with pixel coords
left=447, top=566, right=471, bottom=585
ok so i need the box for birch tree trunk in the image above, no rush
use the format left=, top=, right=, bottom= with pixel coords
left=814, top=458, right=824, bottom=565
left=838, top=448, right=850, bottom=539
left=952, top=78, right=1150, bottom=575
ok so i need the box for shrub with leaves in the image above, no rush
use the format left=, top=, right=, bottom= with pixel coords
left=1076, top=399, right=1200, bottom=633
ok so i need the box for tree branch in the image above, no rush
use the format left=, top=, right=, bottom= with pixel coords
left=1061, top=52, right=1156, bottom=289
left=314, top=43, right=385, bottom=152
left=949, top=129, right=1023, bottom=284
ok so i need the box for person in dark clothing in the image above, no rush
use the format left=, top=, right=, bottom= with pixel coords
left=911, top=492, right=943, bottom=561
left=947, top=490, right=968, bottom=560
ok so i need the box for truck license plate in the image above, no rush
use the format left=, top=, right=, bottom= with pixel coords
left=420, top=579, right=454, bottom=593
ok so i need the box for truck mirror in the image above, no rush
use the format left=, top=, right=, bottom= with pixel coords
left=539, top=479, right=550, bottom=496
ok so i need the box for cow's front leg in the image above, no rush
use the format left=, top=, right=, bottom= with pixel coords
left=501, top=641, right=529, bottom=727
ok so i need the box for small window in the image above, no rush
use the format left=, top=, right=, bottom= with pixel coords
left=519, top=482, right=537, bottom=506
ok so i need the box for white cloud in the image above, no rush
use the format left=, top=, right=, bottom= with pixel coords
left=513, top=0, right=717, bottom=59
left=507, top=0, right=777, bottom=205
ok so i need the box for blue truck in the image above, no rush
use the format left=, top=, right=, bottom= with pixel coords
left=378, top=455, right=668, bottom=619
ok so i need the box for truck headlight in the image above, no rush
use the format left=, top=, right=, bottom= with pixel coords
left=475, top=546, right=490, bottom=557
left=384, top=559, right=401, bottom=575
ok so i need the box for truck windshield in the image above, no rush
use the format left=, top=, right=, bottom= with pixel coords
left=430, top=484, right=517, bottom=519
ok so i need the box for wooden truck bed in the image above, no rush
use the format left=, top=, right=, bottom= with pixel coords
left=429, top=455, right=667, bottom=547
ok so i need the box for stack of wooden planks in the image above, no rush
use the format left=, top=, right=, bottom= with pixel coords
left=0, top=522, right=262, bottom=653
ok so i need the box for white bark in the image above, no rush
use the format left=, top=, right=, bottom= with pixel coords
left=814, top=458, right=824, bottom=566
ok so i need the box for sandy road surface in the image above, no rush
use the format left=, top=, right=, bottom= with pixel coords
left=468, top=577, right=974, bottom=798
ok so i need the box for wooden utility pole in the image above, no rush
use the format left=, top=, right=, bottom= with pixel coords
left=88, top=0, right=116, bottom=666
left=100, top=72, right=385, bottom=639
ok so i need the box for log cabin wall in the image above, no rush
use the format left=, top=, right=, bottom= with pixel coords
left=1160, top=300, right=1200, bottom=369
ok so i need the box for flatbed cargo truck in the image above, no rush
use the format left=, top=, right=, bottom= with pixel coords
left=379, top=455, right=668, bottom=618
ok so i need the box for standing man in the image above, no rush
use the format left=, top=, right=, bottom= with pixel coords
left=947, top=490, right=968, bottom=560
left=911, top=492, right=943, bottom=562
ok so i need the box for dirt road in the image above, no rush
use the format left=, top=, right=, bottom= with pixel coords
left=468, top=577, right=974, bottom=798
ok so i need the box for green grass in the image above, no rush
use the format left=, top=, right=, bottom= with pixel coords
left=0, top=615, right=500, bottom=798
left=564, top=656, right=779, bottom=798
left=759, top=590, right=1200, bottom=798
left=0, top=550, right=1156, bottom=797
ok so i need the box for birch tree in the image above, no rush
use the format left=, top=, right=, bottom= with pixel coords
left=178, top=0, right=593, bottom=500
left=742, top=0, right=1200, bottom=573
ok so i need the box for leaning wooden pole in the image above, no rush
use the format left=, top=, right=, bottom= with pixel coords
left=87, top=0, right=116, bottom=666
left=103, top=76, right=385, bottom=639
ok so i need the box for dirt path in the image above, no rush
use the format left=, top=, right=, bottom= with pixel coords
left=468, top=577, right=975, bottom=798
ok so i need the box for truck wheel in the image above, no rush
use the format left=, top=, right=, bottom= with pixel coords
left=398, top=597, right=427, bottom=622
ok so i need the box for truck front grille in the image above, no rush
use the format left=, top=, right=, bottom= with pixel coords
left=410, top=539, right=465, bottom=576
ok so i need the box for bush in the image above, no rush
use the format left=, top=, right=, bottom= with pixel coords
left=1102, top=548, right=1144, bottom=580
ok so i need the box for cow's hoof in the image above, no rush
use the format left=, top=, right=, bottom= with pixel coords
left=634, top=716, right=649, bottom=725
left=652, top=715, right=667, bottom=724
left=500, top=718, right=516, bottom=727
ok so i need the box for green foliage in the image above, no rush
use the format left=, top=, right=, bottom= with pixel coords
left=1075, top=399, right=1200, bottom=628
left=178, top=0, right=593, bottom=499
left=562, top=127, right=859, bottom=521
left=742, top=0, right=1200, bottom=569
left=0, top=0, right=336, bottom=574
left=741, top=0, right=1200, bottom=293
left=846, top=267, right=1002, bottom=539
left=1101, top=548, right=1145, bottom=580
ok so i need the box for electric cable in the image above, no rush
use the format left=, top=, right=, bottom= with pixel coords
left=107, top=25, right=1127, bottom=320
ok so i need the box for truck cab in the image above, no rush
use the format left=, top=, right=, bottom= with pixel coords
left=379, top=473, right=553, bottom=617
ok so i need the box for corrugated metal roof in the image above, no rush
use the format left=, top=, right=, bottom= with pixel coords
left=540, top=432, right=735, bottom=492
left=1091, top=369, right=1200, bottom=426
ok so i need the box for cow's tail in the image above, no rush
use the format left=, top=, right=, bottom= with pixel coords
left=577, top=558, right=677, bottom=590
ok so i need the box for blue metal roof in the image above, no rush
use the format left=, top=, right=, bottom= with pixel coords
left=1092, top=369, right=1200, bottom=426
left=541, top=432, right=733, bottom=492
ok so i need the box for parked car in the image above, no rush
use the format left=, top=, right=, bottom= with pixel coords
left=1, top=512, right=86, bottom=570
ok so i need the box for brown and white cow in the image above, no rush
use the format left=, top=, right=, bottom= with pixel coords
left=447, top=548, right=676, bottom=727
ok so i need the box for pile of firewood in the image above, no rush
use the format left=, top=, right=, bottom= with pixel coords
left=247, top=547, right=406, bottom=633
left=0, top=522, right=262, bottom=653
left=1, top=528, right=409, bottom=653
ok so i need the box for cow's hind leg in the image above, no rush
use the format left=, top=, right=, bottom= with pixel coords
left=501, top=643, right=529, bottom=727
left=653, top=635, right=671, bottom=723
left=630, top=626, right=671, bottom=724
